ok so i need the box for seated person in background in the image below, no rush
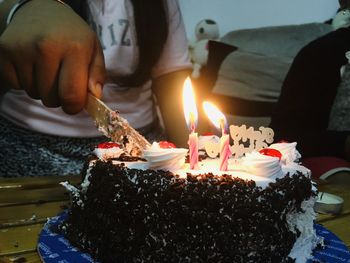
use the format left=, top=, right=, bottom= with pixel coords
left=0, top=0, right=193, bottom=177
left=270, top=24, right=350, bottom=183
left=339, top=0, right=350, bottom=10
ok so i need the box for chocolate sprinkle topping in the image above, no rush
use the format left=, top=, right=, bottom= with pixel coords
left=59, top=160, right=315, bottom=263
left=113, top=153, right=147, bottom=162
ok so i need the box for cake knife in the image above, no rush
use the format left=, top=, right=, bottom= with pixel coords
left=85, top=93, right=151, bottom=156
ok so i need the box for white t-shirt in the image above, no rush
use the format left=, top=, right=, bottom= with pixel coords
left=0, top=0, right=191, bottom=137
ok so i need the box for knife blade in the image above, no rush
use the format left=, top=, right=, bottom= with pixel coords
left=85, top=93, right=151, bottom=156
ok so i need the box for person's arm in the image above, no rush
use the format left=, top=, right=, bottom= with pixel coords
left=0, top=0, right=105, bottom=113
left=152, top=70, right=209, bottom=148
left=270, top=27, right=350, bottom=160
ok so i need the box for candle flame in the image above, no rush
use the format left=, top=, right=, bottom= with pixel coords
left=203, top=101, right=227, bottom=131
left=183, top=77, right=198, bottom=131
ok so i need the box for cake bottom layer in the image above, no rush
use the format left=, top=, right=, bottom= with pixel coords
left=59, top=160, right=316, bottom=262
left=40, top=216, right=350, bottom=263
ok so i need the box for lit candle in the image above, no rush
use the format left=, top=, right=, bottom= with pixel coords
left=183, top=77, right=199, bottom=170
left=203, top=102, right=232, bottom=171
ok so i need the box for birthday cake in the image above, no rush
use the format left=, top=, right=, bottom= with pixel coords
left=59, top=125, right=321, bottom=263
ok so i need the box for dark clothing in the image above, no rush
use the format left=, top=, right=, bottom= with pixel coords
left=0, top=115, right=165, bottom=177
left=270, top=27, right=350, bottom=158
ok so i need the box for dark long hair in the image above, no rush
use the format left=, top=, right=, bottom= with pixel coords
left=65, top=0, right=169, bottom=86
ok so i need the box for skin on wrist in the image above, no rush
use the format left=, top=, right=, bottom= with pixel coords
left=0, top=0, right=17, bottom=34
left=6, top=0, right=70, bottom=27
left=0, top=0, right=70, bottom=34
left=153, top=70, right=211, bottom=148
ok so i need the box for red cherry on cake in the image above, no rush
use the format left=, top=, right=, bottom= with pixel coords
left=97, top=142, right=120, bottom=149
left=159, top=141, right=176, bottom=149
left=259, top=148, right=282, bottom=159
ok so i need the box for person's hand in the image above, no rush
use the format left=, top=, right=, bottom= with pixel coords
left=0, top=0, right=105, bottom=114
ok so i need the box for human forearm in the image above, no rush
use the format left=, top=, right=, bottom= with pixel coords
left=153, top=70, right=189, bottom=147
left=0, top=0, right=17, bottom=34
left=153, top=70, right=209, bottom=148
left=0, top=0, right=79, bottom=34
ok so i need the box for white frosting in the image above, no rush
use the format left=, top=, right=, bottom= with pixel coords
left=269, top=142, right=301, bottom=165
left=86, top=141, right=309, bottom=190
left=99, top=156, right=277, bottom=188
left=241, top=151, right=283, bottom=179
left=80, top=161, right=94, bottom=193
left=282, top=162, right=311, bottom=178
left=143, top=142, right=188, bottom=172
left=287, top=196, right=323, bottom=262
left=93, top=146, right=123, bottom=161
left=265, top=142, right=311, bottom=178
left=60, top=181, right=83, bottom=207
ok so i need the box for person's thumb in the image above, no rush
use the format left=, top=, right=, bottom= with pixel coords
left=88, top=39, right=105, bottom=98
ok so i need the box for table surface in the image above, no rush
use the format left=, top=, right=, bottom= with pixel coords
left=0, top=174, right=349, bottom=263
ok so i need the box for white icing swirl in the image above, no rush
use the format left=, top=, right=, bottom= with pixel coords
left=242, top=152, right=283, bottom=178
left=287, top=196, right=322, bottom=263
left=269, top=142, right=301, bottom=164
left=143, top=142, right=188, bottom=172
left=93, top=147, right=123, bottom=161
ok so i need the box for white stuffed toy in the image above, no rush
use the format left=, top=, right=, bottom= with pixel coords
left=189, top=19, right=219, bottom=78
left=332, top=9, right=350, bottom=30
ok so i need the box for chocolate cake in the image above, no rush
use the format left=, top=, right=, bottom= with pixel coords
left=59, top=141, right=321, bottom=263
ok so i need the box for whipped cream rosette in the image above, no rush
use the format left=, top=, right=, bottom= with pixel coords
left=143, top=142, right=188, bottom=172
left=268, top=142, right=311, bottom=177
left=93, top=142, right=124, bottom=161
left=269, top=142, right=301, bottom=164
left=242, top=151, right=283, bottom=178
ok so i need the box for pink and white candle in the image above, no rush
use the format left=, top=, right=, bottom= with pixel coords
left=183, top=77, right=199, bottom=170
left=218, top=119, right=231, bottom=171
left=203, top=102, right=232, bottom=171
left=188, top=116, right=199, bottom=170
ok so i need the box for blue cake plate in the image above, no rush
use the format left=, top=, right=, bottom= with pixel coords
left=38, top=211, right=350, bottom=263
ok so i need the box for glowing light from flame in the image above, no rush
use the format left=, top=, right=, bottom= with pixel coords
left=183, top=77, right=198, bottom=131
left=203, top=101, right=227, bottom=132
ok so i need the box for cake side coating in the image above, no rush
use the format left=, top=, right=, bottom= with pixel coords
left=60, top=159, right=316, bottom=263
